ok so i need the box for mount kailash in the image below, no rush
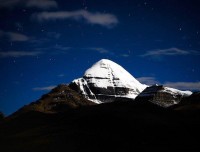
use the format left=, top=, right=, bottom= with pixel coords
left=69, top=59, right=192, bottom=107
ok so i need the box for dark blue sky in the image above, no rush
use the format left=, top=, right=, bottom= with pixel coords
left=0, top=0, right=200, bottom=115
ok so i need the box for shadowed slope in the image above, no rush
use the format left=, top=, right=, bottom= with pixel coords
left=10, top=84, right=96, bottom=118
left=0, top=99, right=200, bottom=152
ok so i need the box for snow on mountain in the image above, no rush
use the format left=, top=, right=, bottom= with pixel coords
left=72, top=78, right=100, bottom=103
left=84, top=59, right=147, bottom=92
left=137, top=85, right=192, bottom=107
left=161, top=87, right=192, bottom=97
left=69, top=59, right=193, bottom=107
left=69, top=59, right=147, bottom=103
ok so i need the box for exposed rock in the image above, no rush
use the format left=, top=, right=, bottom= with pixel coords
left=69, top=59, right=147, bottom=103
left=10, top=84, right=96, bottom=117
left=173, top=92, right=200, bottom=110
left=135, top=85, right=191, bottom=107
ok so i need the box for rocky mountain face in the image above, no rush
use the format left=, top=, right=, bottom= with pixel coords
left=173, top=92, right=200, bottom=110
left=11, top=85, right=96, bottom=118
left=69, top=59, right=147, bottom=103
left=69, top=59, right=194, bottom=108
left=135, top=85, right=192, bottom=107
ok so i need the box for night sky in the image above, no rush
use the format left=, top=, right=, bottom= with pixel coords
left=0, top=0, right=200, bottom=115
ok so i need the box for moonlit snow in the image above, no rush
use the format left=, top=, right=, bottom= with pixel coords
left=71, top=59, right=192, bottom=106
left=72, top=59, right=147, bottom=103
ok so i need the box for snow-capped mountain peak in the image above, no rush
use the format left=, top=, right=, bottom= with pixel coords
left=84, top=59, right=147, bottom=91
left=69, top=59, right=147, bottom=103
left=69, top=59, right=193, bottom=107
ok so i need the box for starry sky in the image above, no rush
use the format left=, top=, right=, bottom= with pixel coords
left=0, top=0, right=200, bottom=115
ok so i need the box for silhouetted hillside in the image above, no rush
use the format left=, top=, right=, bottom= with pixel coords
left=0, top=99, right=200, bottom=152
left=0, top=112, right=4, bottom=121
left=10, top=84, right=96, bottom=118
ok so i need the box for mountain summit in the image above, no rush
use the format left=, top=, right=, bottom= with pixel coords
left=69, top=59, right=147, bottom=103
left=1, top=59, right=199, bottom=152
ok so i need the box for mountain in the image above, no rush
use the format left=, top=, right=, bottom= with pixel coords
left=9, top=59, right=194, bottom=117
left=172, top=92, right=200, bottom=110
left=136, top=85, right=192, bottom=107
left=69, top=59, right=193, bottom=108
left=10, top=84, right=96, bottom=118
left=0, top=59, right=200, bottom=152
left=69, top=59, right=147, bottom=103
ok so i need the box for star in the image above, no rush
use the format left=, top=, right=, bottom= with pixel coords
left=16, top=22, right=23, bottom=32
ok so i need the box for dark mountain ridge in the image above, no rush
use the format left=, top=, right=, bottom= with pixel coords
left=9, top=84, right=96, bottom=118
left=1, top=82, right=200, bottom=152
left=1, top=98, right=200, bottom=152
left=0, top=59, right=200, bottom=152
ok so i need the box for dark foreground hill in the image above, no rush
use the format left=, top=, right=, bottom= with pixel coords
left=10, top=84, right=96, bottom=118
left=0, top=98, right=200, bottom=152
